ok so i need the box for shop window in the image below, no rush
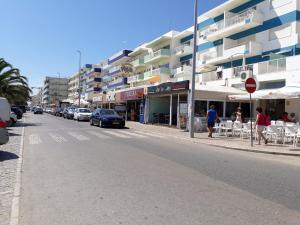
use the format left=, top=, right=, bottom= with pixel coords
left=195, top=101, right=208, bottom=117
left=208, top=101, right=223, bottom=118
left=225, top=102, right=240, bottom=118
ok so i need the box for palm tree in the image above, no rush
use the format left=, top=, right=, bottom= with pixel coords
left=0, top=58, right=31, bottom=104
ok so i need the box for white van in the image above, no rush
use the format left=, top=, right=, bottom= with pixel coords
left=0, top=97, right=11, bottom=122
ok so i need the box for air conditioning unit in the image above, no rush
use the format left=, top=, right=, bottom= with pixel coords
left=240, top=70, right=252, bottom=82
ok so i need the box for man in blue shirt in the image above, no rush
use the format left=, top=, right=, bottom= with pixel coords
left=207, top=105, right=218, bottom=138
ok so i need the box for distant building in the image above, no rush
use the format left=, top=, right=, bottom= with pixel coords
left=42, top=77, right=68, bottom=106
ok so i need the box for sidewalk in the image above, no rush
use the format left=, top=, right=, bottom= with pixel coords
left=126, top=121, right=300, bottom=157
left=0, top=120, right=24, bottom=225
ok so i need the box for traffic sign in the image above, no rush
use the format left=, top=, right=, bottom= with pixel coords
left=245, top=78, right=256, bottom=94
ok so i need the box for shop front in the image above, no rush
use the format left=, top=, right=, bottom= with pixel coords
left=145, top=80, right=189, bottom=128
left=120, top=88, right=145, bottom=123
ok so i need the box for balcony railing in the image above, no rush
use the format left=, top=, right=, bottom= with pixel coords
left=174, top=44, right=193, bottom=55
left=225, top=8, right=256, bottom=27
left=258, top=58, right=286, bottom=75
left=174, top=65, right=192, bottom=75
left=232, top=65, right=253, bottom=78
left=132, top=58, right=145, bottom=67
left=144, top=49, right=171, bottom=63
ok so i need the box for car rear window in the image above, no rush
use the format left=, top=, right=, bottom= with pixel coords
left=79, top=109, right=91, bottom=113
left=101, top=110, right=117, bottom=115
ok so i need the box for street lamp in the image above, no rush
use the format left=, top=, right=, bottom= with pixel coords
left=77, top=50, right=82, bottom=108
left=189, top=0, right=198, bottom=138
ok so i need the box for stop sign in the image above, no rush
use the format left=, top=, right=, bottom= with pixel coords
left=245, top=78, right=256, bottom=93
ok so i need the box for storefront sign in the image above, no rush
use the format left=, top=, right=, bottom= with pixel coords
left=147, top=80, right=189, bottom=94
left=120, top=88, right=144, bottom=101
left=92, top=96, right=103, bottom=103
left=106, top=93, right=116, bottom=102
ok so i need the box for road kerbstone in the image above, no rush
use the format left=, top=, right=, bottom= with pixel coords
left=0, top=120, right=23, bottom=225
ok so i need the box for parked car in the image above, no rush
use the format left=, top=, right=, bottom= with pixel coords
left=90, top=109, right=125, bottom=128
left=54, top=108, right=63, bottom=117
left=34, top=107, right=43, bottom=114
left=0, top=97, right=11, bottom=123
left=31, top=106, right=36, bottom=112
left=62, top=108, right=69, bottom=119
left=0, top=118, right=9, bottom=145
left=9, top=112, right=18, bottom=126
left=66, top=108, right=75, bottom=119
left=74, top=108, right=92, bottom=121
left=11, top=107, right=23, bottom=119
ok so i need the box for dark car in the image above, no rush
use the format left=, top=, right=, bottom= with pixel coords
left=34, top=107, right=43, bottom=114
left=66, top=108, right=75, bottom=119
left=62, top=108, right=69, bottom=118
left=54, top=108, right=63, bottom=117
left=11, top=107, right=23, bottom=119
left=90, top=109, right=125, bottom=128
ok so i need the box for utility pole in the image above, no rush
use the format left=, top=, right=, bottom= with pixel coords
left=189, top=0, right=198, bottom=138
left=77, top=50, right=82, bottom=108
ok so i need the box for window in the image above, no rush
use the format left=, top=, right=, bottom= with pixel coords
left=209, top=101, right=223, bottom=118
left=195, top=101, right=207, bottom=117
left=269, top=24, right=291, bottom=41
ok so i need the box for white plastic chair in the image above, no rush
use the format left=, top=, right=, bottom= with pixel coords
left=271, top=120, right=276, bottom=125
left=284, top=126, right=297, bottom=144
left=293, top=128, right=300, bottom=147
left=241, top=123, right=251, bottom=139
left=276, top=121, right=285, bottom=126
left=266, top=125, right=284, bottom=144
left=221, top=121, right=233, bottom=137
left=232, top=122, right=243, bottom=137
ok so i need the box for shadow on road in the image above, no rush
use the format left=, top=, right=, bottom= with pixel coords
left=8, top=132, right=21, bottom=137
left=16, top=122, right=42, bottom=127
left=0, top=151, right=19, bottom=162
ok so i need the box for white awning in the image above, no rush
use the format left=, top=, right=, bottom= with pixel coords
left=229, top=84, right=300, bottom=100
left=73, top=99, right=89, bottom=106
left=228, top=89, right=280, bottom=100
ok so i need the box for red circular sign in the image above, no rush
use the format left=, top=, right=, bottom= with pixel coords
left=245, top=78, right=256, bottom=94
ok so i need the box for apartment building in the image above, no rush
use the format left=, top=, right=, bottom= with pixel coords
left=156, top=0, right=300, bottom=122
left=42, top=77, right=69, bottom=106
left=68, top=72, right=79, bottom=103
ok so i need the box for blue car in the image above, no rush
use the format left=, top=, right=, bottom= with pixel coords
left=90, top=109, right=125, bottom=128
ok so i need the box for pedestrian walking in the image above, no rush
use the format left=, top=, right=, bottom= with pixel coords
left=255, top=107, right=268, bottom=145
left=206, top=105, right=218, bottom=138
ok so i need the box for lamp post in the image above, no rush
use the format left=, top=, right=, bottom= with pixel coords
left=77, top=50, right=82, bottom=108
left=189, top=0, right=198, bottom=138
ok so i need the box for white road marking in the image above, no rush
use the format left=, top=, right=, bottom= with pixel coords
left=86, top=131, right=110, bottom=139
left=67, top=132, right=90, bottom=141
left=49, top=133, right=68, bottom=143
left=117, top=130, right=147, bottom=138
left=29, top=134, right=42, bottom=145
left=134, top=130, right=163, bottom=138
left=102, top=130, right=131, bottom=139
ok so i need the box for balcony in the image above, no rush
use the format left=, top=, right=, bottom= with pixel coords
left=86, top=87, right=102, bottom=93
left=204, top=9, right=263, bottom=41
left=127, top=73, right=145, bottom=83
left=144, top=67, right=171, bottom=78
left=174, top=44, right=193, bottom=57
left=144, top=49, right=171, bottom=64
left=107, top=77, right=128, bottom=89
left=132, top=58, right=146, bottom=68
left=196, top=71, right=219, bottom=84
left=202, top=41, right=262, bottom=65
left=174, top=65, right=192, bottom=76
left=258, top=58, right=286, bottom=75
left=86, top=77, right=102, bottom=85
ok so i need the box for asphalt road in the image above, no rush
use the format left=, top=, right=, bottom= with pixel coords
left=19, top=113, right=300, bottom=225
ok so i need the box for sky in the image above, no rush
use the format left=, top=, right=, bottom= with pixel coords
left=0, top=0, right=227, bottom=91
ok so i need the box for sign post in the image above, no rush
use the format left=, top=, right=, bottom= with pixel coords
left=245, top=78, right=257, bottom=147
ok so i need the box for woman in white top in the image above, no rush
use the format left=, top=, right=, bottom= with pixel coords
left=235, top=107, right=243, bottom=123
